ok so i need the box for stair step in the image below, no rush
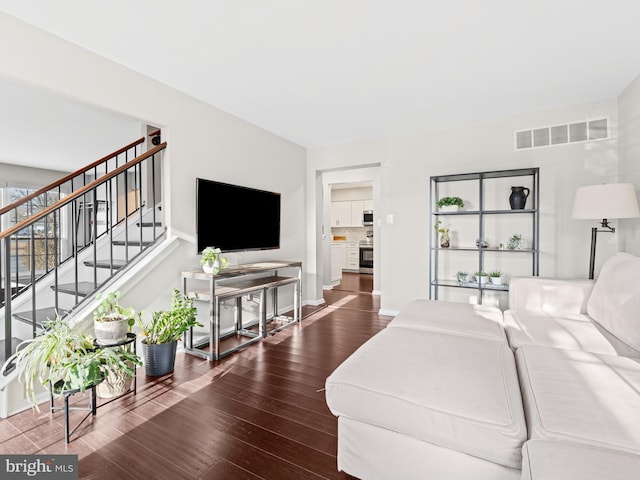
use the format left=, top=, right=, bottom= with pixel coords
left=112, top=240, right=153, bottom=247
left=13, top=308, right=69, bottom=329
left=83, top=259, right=126, bottom=269
left=137, top=222, right=163, bottom=228
left=0, top=337, right=23, bottom=367
left=52, top=281, right=96, bottom=297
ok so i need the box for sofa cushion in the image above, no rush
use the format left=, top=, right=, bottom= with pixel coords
left=516, top=345, right=640, bottom=455
left=588, top=252, right=640, bottom=351
left=503, top=309, right=619, bottom=355
left=325, top=327, right=527, bottom=469
left=387, top=299, right=505, bottom=341
left=522, top=440, right=640, bottom=480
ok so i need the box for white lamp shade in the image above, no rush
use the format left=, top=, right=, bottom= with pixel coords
left=572, top=183, right=640, bottom=220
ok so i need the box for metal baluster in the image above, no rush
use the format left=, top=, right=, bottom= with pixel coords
left=4, top=237, right=12, bottom=360
left=151, top=153, right=157, bottom=240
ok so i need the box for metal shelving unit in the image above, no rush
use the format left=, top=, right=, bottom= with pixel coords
left=429, top=168, right=539, bottom=304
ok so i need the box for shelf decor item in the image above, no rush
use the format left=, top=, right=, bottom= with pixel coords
left=93, top=291, right=136, bottom=345
left=138, top=289, right=202, bottom=376
left=507, top=234, right=523, bottom=250
left=489, top=271, right=503, bottom=285
left=474, top=271, right=489, bottom=284
left=509, top=186, right=530, bottom=210
left=455, top=271, right=469, bottom=284
left=200, top=247, right=229, bottom=274
left=436, top=196, right=464, bottom=212
left=435, top=220, right=450, bottom=247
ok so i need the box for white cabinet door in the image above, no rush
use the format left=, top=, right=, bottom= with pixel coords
left=331, top=243, right=346, bottom=281
left=350, top=200, right=364, bottom=227
left=331, top=201, right=351, bottom=227
left=363, top=199, right=373, bottom=211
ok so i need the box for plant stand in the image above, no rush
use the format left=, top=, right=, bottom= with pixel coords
left=49, top=379, right=102, bottom=444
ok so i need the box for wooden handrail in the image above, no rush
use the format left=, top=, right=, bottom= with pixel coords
left=0, top=137, right=145, bottom=217
left=0, top=142, right=166, bottom=241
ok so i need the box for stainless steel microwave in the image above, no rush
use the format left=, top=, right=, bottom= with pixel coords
left=363, top=210, right=374, bottom=225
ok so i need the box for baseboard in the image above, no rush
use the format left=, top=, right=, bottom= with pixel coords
left=305, top=298, right=326, bottom=306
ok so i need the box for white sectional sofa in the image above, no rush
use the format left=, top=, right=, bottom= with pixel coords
left=325, top=252, right=640, bottom=479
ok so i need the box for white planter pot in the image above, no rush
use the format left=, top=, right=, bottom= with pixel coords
left=490, top=276, right=503, bottom=285
left=97, top=362, right=133, bottom=398
left=94, top=315, right=130, bottom=345
left=202, top=259, right=220, bottom=274
left=477, top=275, right=489, bottom=284
left=439, top=205, right=459, bottom=213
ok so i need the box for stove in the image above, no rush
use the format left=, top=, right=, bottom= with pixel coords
left=359, top=235, right=373, bottom=274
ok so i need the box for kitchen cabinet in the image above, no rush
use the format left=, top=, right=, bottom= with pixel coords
left=331, top=201, right=352, bottom=227
left=429, top=168, right=539, bottom=306
left=331, top=242, right=346, bottom=281
left=331, top=200, right=372, bottom=227
left=345, top=242, right=360, bottom=271
left=350, top=201, right=364, bottom=226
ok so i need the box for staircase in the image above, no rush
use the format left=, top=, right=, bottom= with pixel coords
left=1, top=138, right=168, bottom=370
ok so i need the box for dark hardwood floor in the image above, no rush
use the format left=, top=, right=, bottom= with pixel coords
left=0, top=273, right=390, bottom=479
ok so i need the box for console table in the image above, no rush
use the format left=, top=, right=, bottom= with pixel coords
left=181, top=261, right=302, bottom=360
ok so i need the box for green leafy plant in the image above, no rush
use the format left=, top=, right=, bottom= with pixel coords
left=200, top=247, right=229, bottom=269
left=434, top=220, right=449, bottom=234
left=137, top=289, right=202, bottom=344
left=507, top=234, right=523, bottom=250
left=455, top=271, right=469, bottom=282
left=474, top=271, right=488, bottom=277
left=489, top=271, right=502, bottom=278
left=436, top=196, right=464, bottom=208
left=0, top=316, right=140, bottom=409
left=94, top=291, right=135, bottom=325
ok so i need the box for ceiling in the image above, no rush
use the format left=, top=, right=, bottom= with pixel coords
left=1, top=0, right=640, bottom=160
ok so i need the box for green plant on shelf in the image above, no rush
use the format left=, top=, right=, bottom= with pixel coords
left=436, top=196, right=464, bottom=208
left=507, top=234, right=523, bottom=250
left=489, top=271, right=502, bottom=278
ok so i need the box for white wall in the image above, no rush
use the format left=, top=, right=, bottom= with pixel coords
left=0, top=13, right=307, bottom=307
left=618, top=73, right=640, bottom=255
left=309, top=100, right=619, bottom=313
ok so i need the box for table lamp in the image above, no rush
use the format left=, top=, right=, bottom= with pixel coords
left=572, top=183, right=640, bottom=279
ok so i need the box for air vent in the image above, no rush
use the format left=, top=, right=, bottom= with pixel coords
left=515, top=117, right=609, bottom=151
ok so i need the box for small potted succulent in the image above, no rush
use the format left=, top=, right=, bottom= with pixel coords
left=200, top=247, right=229, bottom=274
left=436, top=196, right=464, bottom=212
left=93, top=291, right=136, bottom=345
left=474, top=271, right=489, bottom=285
left=455, top=271, right=469, bottom=284
left=489, top=271, right=504, bottom=285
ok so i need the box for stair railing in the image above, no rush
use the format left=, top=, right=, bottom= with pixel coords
left=1, top=141, right=167, bottom=362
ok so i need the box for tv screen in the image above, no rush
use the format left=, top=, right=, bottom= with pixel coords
left=196, top=178, right=281, bottom=253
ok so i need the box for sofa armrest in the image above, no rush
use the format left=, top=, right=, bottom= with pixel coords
left=508, top=277, right=595, bottom=314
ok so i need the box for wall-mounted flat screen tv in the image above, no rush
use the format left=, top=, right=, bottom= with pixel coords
left=196, top=178, right=281, bottom=253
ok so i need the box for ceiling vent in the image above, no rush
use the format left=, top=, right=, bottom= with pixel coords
left=515, top=118, right=609, bottom=151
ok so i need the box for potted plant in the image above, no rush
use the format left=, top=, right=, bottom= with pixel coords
left=435, top=220, right=451, bottom=248
left=489, top=271, right=503, bottom=285
left=1, top=316, right=139, bottom=410
left=137, top=289, right=202, bottom=376
left=436, top=196, right=464, bottom=212
left=474, top=271, right=489, bottom=285
left=200, top=247, right=229, bottom=274
left=93, top=291, right=136, bottom=345
left=507, top=234, right=523, bottom=250
left=455, top=271, right=469, bottom=284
